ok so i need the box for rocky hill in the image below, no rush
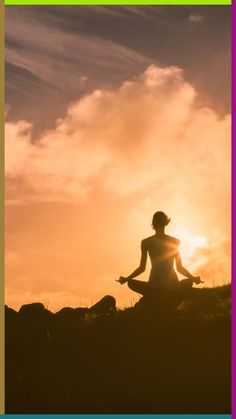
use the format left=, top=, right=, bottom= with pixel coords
left=5, top=285, right=231, bottom=413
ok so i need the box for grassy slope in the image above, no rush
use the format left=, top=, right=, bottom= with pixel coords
left=5, top=285, right=231, bottom=413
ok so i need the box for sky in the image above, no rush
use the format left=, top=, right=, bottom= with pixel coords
left=5, top=6, right=231, bottom=310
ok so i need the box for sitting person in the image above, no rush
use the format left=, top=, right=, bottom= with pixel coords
left=117, top=211, right=202, bottom=296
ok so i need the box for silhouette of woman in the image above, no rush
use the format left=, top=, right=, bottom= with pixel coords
left=118, top=211, right=202, bottom=296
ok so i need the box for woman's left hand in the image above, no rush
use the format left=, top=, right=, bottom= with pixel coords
left=193, top=276, right=204, bottom=284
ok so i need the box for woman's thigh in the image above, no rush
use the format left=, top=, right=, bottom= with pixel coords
left=127, top=279, right=150, bottom=295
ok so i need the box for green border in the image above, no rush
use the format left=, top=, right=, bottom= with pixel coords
left=4, top=0, right=232, bottom=5
left=0, top=0, right=4, bottom=415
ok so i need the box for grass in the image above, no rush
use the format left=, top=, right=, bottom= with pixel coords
left=5, top=284, right=231, bottom=414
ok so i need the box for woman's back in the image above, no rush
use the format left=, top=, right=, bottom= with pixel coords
left=118, top=211, right=199, bottom=294
left=143, top=234, right=180, bottom=289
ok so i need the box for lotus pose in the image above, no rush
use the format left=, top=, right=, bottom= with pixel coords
left=117, top=211, right=202, bottom=295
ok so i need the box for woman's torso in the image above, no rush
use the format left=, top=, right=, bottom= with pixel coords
left=142, top=234, right=180, bottom=289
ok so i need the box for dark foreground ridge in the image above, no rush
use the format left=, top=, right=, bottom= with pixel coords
left=6, top=285, right=231, bottom=414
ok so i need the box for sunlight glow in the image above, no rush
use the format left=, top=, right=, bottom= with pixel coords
left=174, top=231, right=207, bottom=262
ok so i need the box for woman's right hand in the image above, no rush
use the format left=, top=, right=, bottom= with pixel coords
left=116, top=276, right=128, bottom=285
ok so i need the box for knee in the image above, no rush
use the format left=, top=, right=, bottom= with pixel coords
left=127, top=279, right=136, bottom=291
left=179, top=278, right=193, bottom=291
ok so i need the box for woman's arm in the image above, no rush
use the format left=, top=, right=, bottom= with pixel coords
left=118, top=240, right=148, bottom=284
left=175, top=252, right=194, bottom=279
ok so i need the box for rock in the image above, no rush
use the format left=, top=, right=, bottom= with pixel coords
left=89, top=295, right=116, bottom=315
left=55, top=306, right=89, bottom=320
left=19, top=302, right=47, bottom=318
left=5, top=305, right=18, bottom=321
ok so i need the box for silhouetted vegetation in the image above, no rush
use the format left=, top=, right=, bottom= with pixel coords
left=5, top=285, right=231, bottom=413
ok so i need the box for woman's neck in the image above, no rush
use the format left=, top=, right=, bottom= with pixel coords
left=155, top=227, right=165, bottom=235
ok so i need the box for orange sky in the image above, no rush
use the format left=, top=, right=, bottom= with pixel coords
left=5, top=64, right=231, bottom=310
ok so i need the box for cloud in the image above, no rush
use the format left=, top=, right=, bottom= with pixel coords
left=188, top=236, right=231, bottom=286
left=188, top=13, right=204, bottom=24
left=5, top=64, right=230, bottom=204
left=5, top=64, right=231, bottom=304
left=6, top=10, right=149, bottom=91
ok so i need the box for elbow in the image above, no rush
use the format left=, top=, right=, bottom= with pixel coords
left=177, top=264, right=183, bottom=274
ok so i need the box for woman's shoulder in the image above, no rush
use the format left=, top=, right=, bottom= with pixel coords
left=165, top=235, right=180, bottom=245
left=142, top=234, right=158, bottom=241
left=141, top=235, right=180, bottom=247
left=141, top=235, right=155, bottom=246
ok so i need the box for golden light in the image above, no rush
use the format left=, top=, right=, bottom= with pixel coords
left=174, top=230, right=207, bottom=262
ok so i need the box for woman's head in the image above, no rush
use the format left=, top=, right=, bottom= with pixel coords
left=152, top=211, right=171, bottom=230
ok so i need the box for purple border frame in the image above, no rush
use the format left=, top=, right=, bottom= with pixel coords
left=1, top=2, right=234, bottom=417
left=233, top=0, right=235, bottom=417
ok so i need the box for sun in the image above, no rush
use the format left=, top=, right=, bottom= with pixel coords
left=174, top=230, right=207, bottom=262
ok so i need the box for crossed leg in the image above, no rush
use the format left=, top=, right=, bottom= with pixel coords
left=127, top=279, right=153, bottom=296
left=128, top=277, right=194, bottom=297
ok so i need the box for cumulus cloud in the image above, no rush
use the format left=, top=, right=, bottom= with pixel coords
left=5, top=64, right=230, bottom=203
left=5, top=65, right=231, bottom=305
